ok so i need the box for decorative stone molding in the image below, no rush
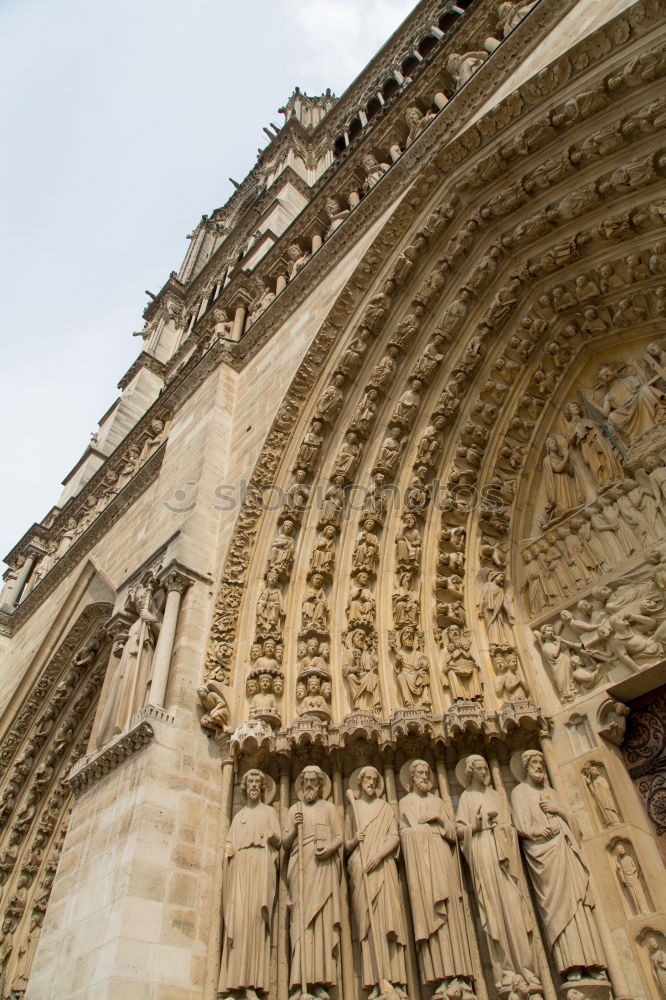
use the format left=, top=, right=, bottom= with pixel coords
left=131, top=704, right=176, bottom=727
left=67, top=720, right=155, bottom=798
left=230, top=718, right=275, bottom=755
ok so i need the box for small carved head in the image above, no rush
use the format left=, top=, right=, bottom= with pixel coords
left=307, top=675, right=321, bottom=695
left=464, top=754, right=489, bottom=786
left=240, top=768, right=266, bottom=802
left=351, top=629, right=366, bottom=649
left=522, top=749, right=545, bottom=784
left=301, top=764, right=326, bottom=801
left=357, top=764, right=382, bottom=799
left=409, top=759, right=433, bottom=794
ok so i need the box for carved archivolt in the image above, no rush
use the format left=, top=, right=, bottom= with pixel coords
left=0, top=604, right=111, bottom=994
left=204, top=2, right=666, bottom=740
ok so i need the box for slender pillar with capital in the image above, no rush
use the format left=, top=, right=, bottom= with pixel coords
left=230, top=303, right=247, bottom=342
left=331, top=757, right=355, bottom=1000
left=277, top=761, right=292, bottom=1000
left=148, top=571, right=190, bottom=709
left=0, top=554, right=36, bottom=610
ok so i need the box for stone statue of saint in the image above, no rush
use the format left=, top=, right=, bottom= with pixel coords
left=390, top=626, right=431, bottom=708
left=95, top=572, right=162, bottom=748
left=283, top=766, right=342, bottom=1000
left=399, top=760, right=474, bottom=997
left=511, top=751, right=607, bottom=982
left=218, top=769, right=281, bottom=1000
left=345, top=766, right=408, bottom=998
left=256, top=571, right=284, bottom=634
left=342, top=629, right=381, bottom=713
left=478, top=572, right=514, bottom=646
left=614, top=843, right=650, bottom=914
left=647, top=937, right=666, bottom=998
left=456, top=755, right=540, bottom=991
left=440, top=626, right=483, bottom=702
left=582, top=762, right=621, bottom=826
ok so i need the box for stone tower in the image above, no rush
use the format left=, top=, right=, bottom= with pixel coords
left=0, top=0, right=665, bottom=998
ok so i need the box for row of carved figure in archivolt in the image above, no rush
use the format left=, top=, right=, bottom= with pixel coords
left=206, top=61, right=666, bottom=683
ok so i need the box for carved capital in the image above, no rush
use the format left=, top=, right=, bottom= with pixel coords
left=161, top=570, right=191, bottom=595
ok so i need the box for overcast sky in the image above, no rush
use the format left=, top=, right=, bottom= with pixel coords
left=0, top=0, right=414, bottom=565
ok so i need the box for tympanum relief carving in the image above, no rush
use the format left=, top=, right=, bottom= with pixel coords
left=520, top=338, right=666, bottom=704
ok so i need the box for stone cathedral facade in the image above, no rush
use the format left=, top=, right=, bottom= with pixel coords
left=1, top=0, right=665, bottom=997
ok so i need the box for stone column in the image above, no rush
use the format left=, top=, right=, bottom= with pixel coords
left=230, top=303, right=247, bottom=342
left=275, top=273, right=287, bottom=295
left=331, top=756, right=355, bottom=1000
left=0, top=555, right=36, bottom=609
left=435, top=750, right=488, bottom=1000
left=277, top=761, right=291, bottom=1000
left=383, top=759, right=399, bottom=819
left=433, top=92, right=448, bottom=109
left=348, top=190, right=361, bottom=208
left=389, top=142, right=402, bottom=163
left=538, top=723, right=566, bottom=796
left=148, top=571, right=190, bottom=709
left=311, top=233, right=323, bottom=254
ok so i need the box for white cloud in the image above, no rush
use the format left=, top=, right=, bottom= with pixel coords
left=281, top=0, right=415, bottom=91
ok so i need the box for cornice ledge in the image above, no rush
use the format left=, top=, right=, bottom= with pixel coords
left=67, top=719, right=154, bottom=797
left=5, top=445, right=166, bottom=636
left=117, top=352, right=166, bottom=391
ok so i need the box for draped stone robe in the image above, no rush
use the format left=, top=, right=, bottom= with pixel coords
left=345, top=797, right=408, bottom=989
left=399, top=791, right=473, bottom=986
left=511, top=781, right=606, bottom=976
left=286, top=798, right=341, bottom=989
left=456, top=786, right=538, bottom=985
left=219, top=801, right=281, bottom=993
